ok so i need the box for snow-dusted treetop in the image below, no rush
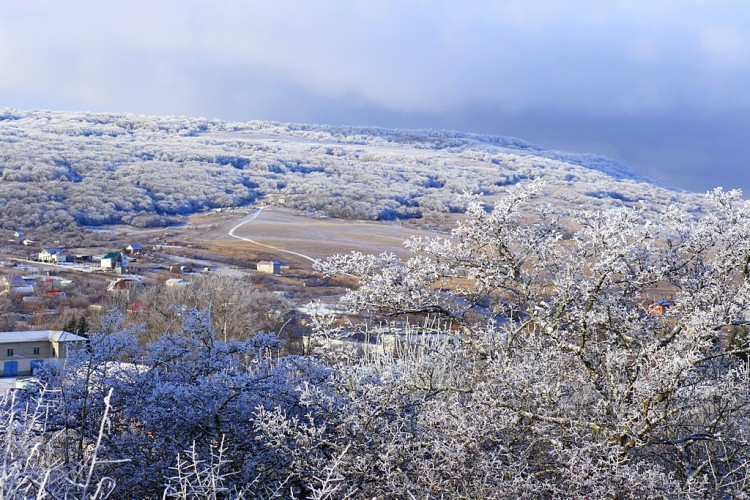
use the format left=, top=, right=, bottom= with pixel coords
left=0, top=108, right=700, bottom=231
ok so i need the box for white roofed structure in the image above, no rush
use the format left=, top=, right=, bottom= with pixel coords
left=1, top=330, right=86, bottom=376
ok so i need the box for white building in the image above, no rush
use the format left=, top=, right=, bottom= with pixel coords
left=165, top=278, right=190, bottom=287
left=0, top=330, right=86, bottom=376
left=101, top=252, right=128, bottom=270
left=38, top=248, right=66, bottom=263
left=257, top=260, right=281, bottom=274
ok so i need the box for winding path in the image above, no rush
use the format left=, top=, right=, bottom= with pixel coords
left=227, top=207, right=318, bottom=264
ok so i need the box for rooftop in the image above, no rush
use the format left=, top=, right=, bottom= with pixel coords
left=0, top=330, right=87, bottom=343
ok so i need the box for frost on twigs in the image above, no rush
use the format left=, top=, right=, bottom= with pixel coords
left=0, top=388, right=119, bottom=499
left=313, top=181, right=750, bottom=496
left=4, top=183, right=750, bottom=497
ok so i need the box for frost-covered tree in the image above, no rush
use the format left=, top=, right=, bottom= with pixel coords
left=0, top=108, right=709, bottom=231
left=2, top=182, right=749, bottom=497
left=311, top=181, right=750, bottom=496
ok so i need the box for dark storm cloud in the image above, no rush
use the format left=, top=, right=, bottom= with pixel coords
left=0, top=1, right=748, bottom=192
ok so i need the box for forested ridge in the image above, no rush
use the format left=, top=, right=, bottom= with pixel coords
left=0, top=108, right=700, bottom=231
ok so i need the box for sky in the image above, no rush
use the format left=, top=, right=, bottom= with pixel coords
left=1, top=1, right=748, bottom=194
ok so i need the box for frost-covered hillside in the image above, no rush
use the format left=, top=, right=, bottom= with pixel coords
left=0, top=108, right=698, bottom=230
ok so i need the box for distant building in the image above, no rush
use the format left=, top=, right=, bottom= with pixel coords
left=0, top=275, right=35, bottom=295
left=42, top=277, right=72, bottom=295
left=38, top=248, right=66, bottom=264
left=107, top=277, right=143, bottom=293
left=11, top=286, right=35, bottom=296
left=14, top=231, right=24, bottom=238
left=127, top=300, right=149, bottom=313
left=42, top=278, right=61, bottom=290
left=257, top=260, right=281, bottom=274
left=125, top=244, right=142, bottom=255
left=89, top=295, right=108, bottom=311
left=0, top=330, right=86, bottom=376
left=71, top=254, right=93, bottom=264
left=648, top=299, right=672, bottom=316
left=165, top=278, right=190, bottom=287
left=101, top=251, right=128, bottom=270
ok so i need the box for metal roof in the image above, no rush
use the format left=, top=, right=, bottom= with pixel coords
left=0, top=330, right=87, bottom=343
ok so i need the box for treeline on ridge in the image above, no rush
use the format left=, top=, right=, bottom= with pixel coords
left=0, top=109, right=696, bottom=231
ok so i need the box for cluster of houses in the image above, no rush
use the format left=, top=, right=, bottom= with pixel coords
left=0, top=275, right=36, bottom=296
left=0, top=274, right=75, bottom=299
left=0, top=233, right=292, bottom=378
left=7, top=230, right=36, bottom=247
left=35, top=244, right=142, bottom=272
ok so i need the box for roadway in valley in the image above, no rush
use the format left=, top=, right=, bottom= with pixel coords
left=227, top=207, right=318, bottom=264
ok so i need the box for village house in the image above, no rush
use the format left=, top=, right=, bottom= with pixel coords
left=38, top=248, right=66, bottom=264
left=257, top=260, right=281, bottom=274
left=165, top=277, right=190, bottom=287
left=14, top=231, right=24, bottom=238
left=0, top=275, right=35, bottom=295
left=107, top=276, right=143, bottom=294
left=0, top=330, right=86, bottom=376
left=70, top=253, right=94, bottom=264
left=125, top=244, right=142, bottom=255
left=41, top=277, right=74, bottom=290
left=101, top=251, right=128, bottom=271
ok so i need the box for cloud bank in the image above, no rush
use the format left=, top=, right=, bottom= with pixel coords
left=1, top=1, right=748, bottom=192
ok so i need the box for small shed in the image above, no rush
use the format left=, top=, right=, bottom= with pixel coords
left=126, top=244, right=142, bottom=255
left=257, top=260, right=281, bottom=275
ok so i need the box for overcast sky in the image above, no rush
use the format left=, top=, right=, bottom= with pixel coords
left=1, top=1, right=748, bottom=193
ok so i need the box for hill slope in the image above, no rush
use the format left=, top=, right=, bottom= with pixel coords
left=0, top=109, right=696, bottom=230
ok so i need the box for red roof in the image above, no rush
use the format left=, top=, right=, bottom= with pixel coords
left=127, top=300, right=149, bottom=313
